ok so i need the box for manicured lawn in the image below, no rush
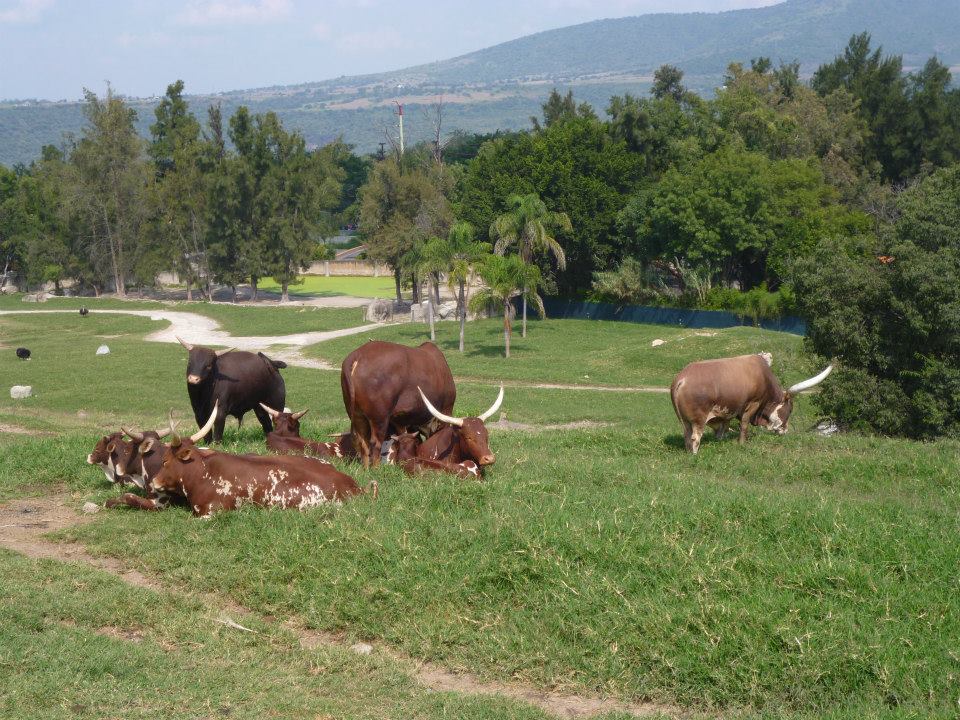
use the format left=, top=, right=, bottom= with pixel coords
left=2, top=308, right=958, bottom=718
left=258, top=274, right=398, bottom=298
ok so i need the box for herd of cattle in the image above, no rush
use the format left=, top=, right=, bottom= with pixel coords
left=87, top=338, right=504, bottom=518
left=85, top=334, right=832, bottom=519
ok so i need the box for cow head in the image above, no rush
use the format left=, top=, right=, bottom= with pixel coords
left=418, top=385, right=503, bottom=466
left=87, top=432, right=129, bottom=484
left=756, top=365, right=833, bottom=435
left=177, top=336, right=233, bottom=386
left=116, top=419, right=174, bottom=489
left=387, top=431, right=420, bottom=463
left=153, top=401, right=218, bottom=495
left=260, top=403, right=307, bottom=437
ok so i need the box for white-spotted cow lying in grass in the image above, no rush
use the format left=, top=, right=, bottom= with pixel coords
left=147, top=403, right=372, bottom=518
left=259, top=404, right=357, bottom=459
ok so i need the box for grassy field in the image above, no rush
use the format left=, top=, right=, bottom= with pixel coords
left=307, top=317, right=812, bottom=388
left=0, top=294, right=366, bottom=337
left=257, top=275, right=398, bottom=298
left=2, top=309, right=959, bottom=719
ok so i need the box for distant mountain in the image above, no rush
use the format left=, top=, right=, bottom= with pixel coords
left=2, top=0, right=959, bottom=166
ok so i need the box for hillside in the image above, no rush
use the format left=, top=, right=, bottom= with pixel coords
left=2, top=0, right=959, bottom=166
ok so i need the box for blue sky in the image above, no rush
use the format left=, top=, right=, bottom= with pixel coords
left=0, top=0, right=781, bottom=101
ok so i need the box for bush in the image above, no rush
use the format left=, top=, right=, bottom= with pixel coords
left=793, top=165, right=960, bottom=438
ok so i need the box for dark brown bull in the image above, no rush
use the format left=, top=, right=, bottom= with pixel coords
left=384, top=431, right=481, bottom=479
left=671, top=354, right=833, bottom=454
left=177, top=336, right=286, bottom=443
left=260, top=404, right=356, bottom=459
left=150, top=406, right=370, bottom=518
left=86, top=432, right=133, bottom=485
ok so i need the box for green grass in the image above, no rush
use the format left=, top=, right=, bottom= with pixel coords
left=258, top=274, right=398, bottom=298
left=0, top=550, right=553, bottom=720
left=2, top=309, right=959, bottom=718
left=307, top=317, right=808, bottom=388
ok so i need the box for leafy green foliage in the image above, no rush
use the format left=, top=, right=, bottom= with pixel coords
left=794, top=165, right=960, bottom=437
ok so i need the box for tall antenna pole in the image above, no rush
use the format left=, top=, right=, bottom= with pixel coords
left=394, top=101, right=404, bottom=155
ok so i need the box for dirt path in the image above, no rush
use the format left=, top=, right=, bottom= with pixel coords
left=0, top=492, right=684, bottom=719
left=0, top=309, right=381, bottom=368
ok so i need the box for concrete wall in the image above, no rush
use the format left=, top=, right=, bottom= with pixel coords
left=304, top=260, right=386, bottom=277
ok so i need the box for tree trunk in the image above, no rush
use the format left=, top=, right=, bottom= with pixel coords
left=281, top=281, right=289, bottom=303
left=186, top=281, right=193, bottom=302
left=503, top=302, right=511, bottom=358
left=394, top=267, right=402, bottom=302
left=433, top=272, right=441, bottom=305
left=427, top=278, right=436, bottom=342
left=231, top=285, right=237, bottom=303
left=458, top=280, right=466, bottom=353
left=521, top=284, right=528, bottom=338
left=412, top=274, right=420, bottom=304
left=251, top=276, right=258, bottom=301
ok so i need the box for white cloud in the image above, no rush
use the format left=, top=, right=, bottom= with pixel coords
left=117, top=31, right=174, bottom=49
left=311, top=21, right=330, bottom=39
left=0, top=0, right=53, bottom=24
left=177, top=0, right=292, bottom=26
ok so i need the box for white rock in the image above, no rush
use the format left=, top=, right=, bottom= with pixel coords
left=10, top=385, right=32, bottom=399
left=82, top=502, right=100, bottom=514
left=96, top=345, right=110, bottom=355
left=437, top=300, right=459, bottom=320
left=651, top=339, right=666, bottom=347
left=350, top=642, right=373, bottom=656
left=815, top=420, right=840, bottom=437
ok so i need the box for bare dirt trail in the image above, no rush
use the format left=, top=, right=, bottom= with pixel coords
left=0, top=492, right=686, bottom=720
left=0, top=309, right=381, bottom=368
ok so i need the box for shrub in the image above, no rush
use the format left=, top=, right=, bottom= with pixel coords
left=793, top=165, right=960, bottom=438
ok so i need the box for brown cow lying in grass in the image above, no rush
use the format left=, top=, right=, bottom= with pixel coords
left=386, top=430, right=481, bottom=479
left=86, top=432, right=135, bottom=486
left=101, top=403, right=372, bottom=518
left=260, top=404, right=356, bottom=459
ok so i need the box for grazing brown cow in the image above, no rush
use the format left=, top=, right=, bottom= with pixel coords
left=86, top=433, right=134, bottom=485
left=384, top=430, right=481, bottom=479
left=260, top=404, right=356, bottom=459
left=177, top=336, right=286, bottom=443
left=671, top=354, right=833, bottom=454
left=150, top=405, right=369, bottom=518
left=341, top=340, right=503, bottom=467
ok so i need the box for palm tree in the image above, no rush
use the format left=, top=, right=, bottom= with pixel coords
left=469, top=254, right=544, bottom=358
left=418, top=236, right=448, bottom=342
left=490, top=193, right=571, bottom=338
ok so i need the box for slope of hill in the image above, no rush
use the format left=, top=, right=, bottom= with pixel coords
left=2, top=0, right=958, bottom=166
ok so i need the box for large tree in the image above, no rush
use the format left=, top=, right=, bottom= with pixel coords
left=490, top=193, right=570, bottom=337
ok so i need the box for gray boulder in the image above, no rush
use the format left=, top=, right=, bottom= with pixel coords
left=10, top=385, right=32, bottom=399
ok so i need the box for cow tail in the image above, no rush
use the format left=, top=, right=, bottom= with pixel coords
left=368, top=480, right=379, bottom=500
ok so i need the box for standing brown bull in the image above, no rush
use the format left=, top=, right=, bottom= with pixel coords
left=342, top=340, right=497, bottom=467
left=671, top=354, right=832, bottom=454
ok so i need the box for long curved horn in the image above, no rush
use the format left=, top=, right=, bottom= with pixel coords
left=216, top=347, right=234, bottom=357
left=176, top=336, right=193, bottom=351
left=417, top=387, right=463, bottom=428
left=788, top=365, right=833, bottom=394
left=291, top=409, right=309, bottom=420
left=259, top=402, right=281, bottom=419
left=477, top=385, right=505, bottom=422
left=168, top=409, right=179, bottom=437
left=121, top=427, right=144, bottom=441
left=191, top=400, right=219, bottom=443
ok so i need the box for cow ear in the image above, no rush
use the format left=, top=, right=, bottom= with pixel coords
left=140, top=438, right=155, bottom=455
left=106, top=442, right=116, bottom=453
left=176, top=447, right=193, bottom=461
